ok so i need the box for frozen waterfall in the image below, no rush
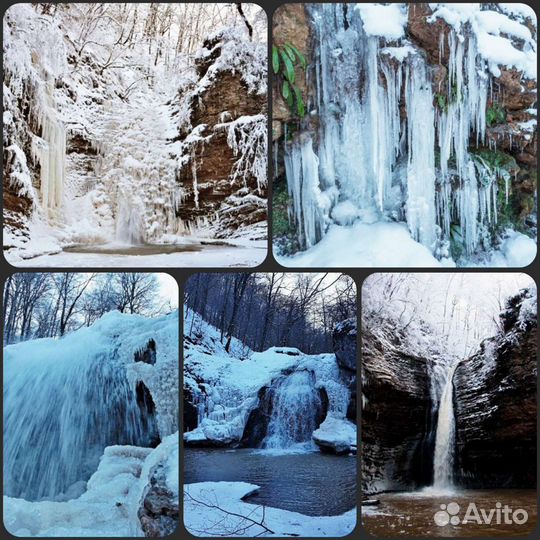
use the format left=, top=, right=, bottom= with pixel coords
left=432, top=362, right=459, bottom=489
left=32, top=79, right=66, bottom=217
left=263, top=371, right=324, bottom=450
left=3, top=336, right=158, bottom=501
left=286, top=4, right=502, bottom=258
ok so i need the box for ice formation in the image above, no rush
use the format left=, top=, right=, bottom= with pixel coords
left=283, top=3, right=536, bottom=262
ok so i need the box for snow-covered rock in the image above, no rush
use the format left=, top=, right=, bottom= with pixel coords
left=312, top=417, right=357, bottom=455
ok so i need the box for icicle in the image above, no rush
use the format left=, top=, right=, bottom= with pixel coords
left=405, top=58, right=437, bottom=250
left=285, top=135, right=326, bottom=249
left=33, top=79, right=66, bottom=218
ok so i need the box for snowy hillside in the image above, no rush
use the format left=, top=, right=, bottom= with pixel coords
left=3, top=310, right=179, bottom=536
left=3, top=4, right=267, bottom=266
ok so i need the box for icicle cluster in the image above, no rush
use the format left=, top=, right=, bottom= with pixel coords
left=285, top=4, right=526, bottom=258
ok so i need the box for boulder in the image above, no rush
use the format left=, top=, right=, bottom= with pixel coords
left=312, top=417, right=356, bottom=455
left=138, top=461, right=178, bottom=537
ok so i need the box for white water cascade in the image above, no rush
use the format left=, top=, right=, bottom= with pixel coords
left=33, top=79, right=66, bottom=217
left=115, top=196, right=146, bottom=245
left=3, top=339, right=158, bottom=501
left=432, top=362, right=459, bottom=489
left=286, top=4, right=502, bottom=258
left=262, top=371, right=324, bottom=449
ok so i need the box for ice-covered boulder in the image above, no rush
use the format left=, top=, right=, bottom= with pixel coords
left=312, top=417, right=357, bottom=455
left=137, top=434, right=179, bottom=537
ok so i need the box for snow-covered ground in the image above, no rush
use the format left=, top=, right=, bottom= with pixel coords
left=184, top=482, right=356, bottom=537
left=8, top=238, right=267, bottom=268
left=5, top=434, right=179, bottom=537
left=276, top=222, right=536, bottom=268
left=274, top=222, right=536, bottom=268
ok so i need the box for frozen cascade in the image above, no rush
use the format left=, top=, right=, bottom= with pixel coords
left=284, top=135, right=326, bottom=248
left=33, top=79, right=66, bottom=217
left=432, top=362, right=459, bottom=489
left=262, top=371, right=324, bottom=449
left=288, top=4, right=500, bottom=258
left=3, top=339, right=158, bottom=501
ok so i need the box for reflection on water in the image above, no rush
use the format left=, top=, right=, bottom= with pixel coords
left=362, top=489, right=537, bottom=537
left=184, top=448, right=356, bottom=516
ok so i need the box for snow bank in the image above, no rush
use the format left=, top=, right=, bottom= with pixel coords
left=184, top=482, right=356, bottom=537
left=277, top=222, right=447, bottom=268
left=473, top=230, right=537, bottom=267
left=312, top=417, right=357, bottom=455
left=4, top=434, right=179, bottom=537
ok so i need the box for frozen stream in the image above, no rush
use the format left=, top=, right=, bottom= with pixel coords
left=11, top=240, right=266, bottom=267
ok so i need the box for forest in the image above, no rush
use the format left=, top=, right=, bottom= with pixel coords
left=3, top=272, right=175, bottom=344
left=3, top=3, right=267, bottom=267
left=184, top=272, right=356, bottom=353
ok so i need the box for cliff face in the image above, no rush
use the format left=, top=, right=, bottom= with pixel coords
left=454, top=287, right=537, bottom=488
left=177, top=30, right=267, bottom=239
left=361, top=325, right=436, bottom=494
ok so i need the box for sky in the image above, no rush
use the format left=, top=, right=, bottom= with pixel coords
left=156, top=273, right=179, bottom=309
left=364, top=272, right=535, bottom=358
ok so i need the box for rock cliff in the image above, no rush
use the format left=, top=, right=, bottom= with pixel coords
left=177, top=29, right=267, bottom=239
left=454, top=286, right=537, bottom=488
left=361, top=324, right=435, bottom=494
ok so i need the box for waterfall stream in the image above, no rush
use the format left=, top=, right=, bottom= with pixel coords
left=432, top=362, right=459, bottom=489
left=3, top=339, right=159, bottom=501
left=262, top=371, right=324, bottom=450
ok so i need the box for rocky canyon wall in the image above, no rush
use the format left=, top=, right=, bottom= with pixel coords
left=454, top=287, right=537, bottom=488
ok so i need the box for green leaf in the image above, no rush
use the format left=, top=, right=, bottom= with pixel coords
left=280, top=50, right=295, bottom=84
left=282, top=80, right=293, bottom=107
left=293, top=85, right=305, bottom=117
left=287, top=44, right=307, bottom=69
left=283, top=44, right=297, bottom=63
left=272, top=45, right=280, bottom=74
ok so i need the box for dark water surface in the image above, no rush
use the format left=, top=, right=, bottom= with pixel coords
left=184, top=448, right=356, bottom=516
left=64, top=243, right=209, bottom=255
left=362, top=489, right=537, bottom=537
